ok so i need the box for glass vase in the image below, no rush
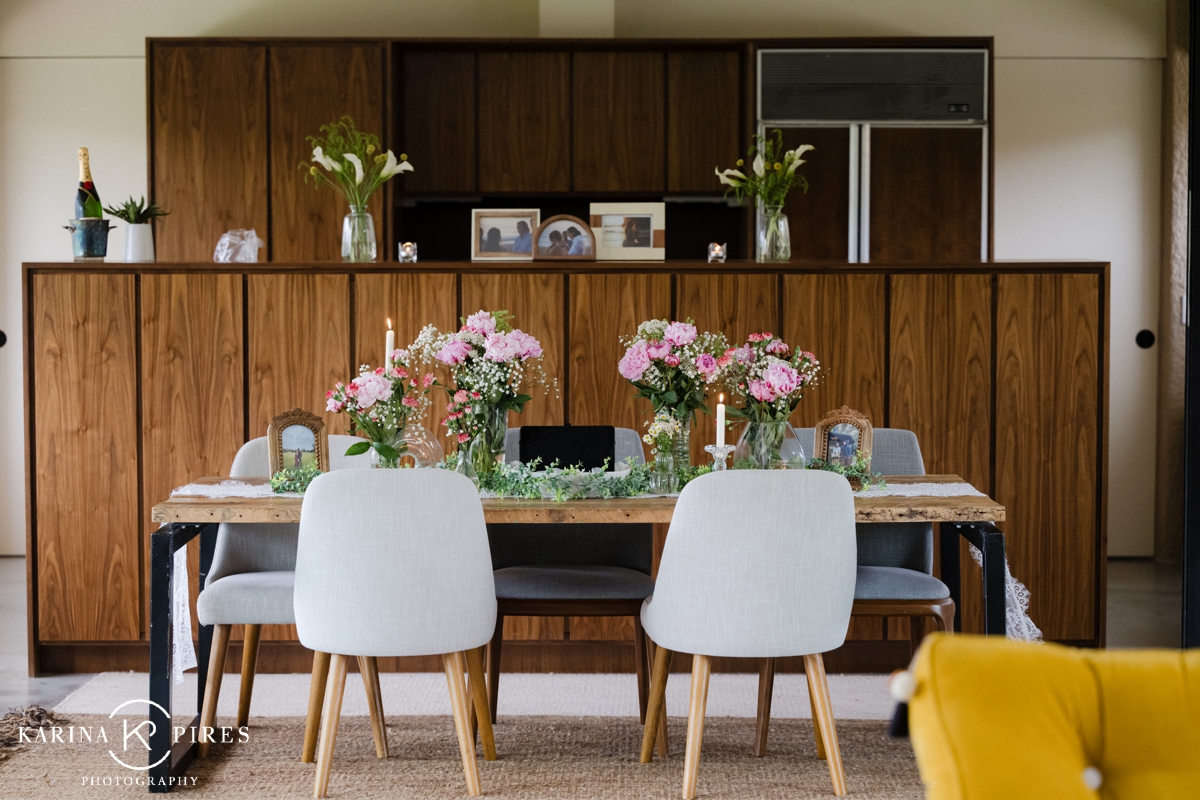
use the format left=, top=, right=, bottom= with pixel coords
left=368, top=429, right=406, bottom=469
left=466, top=405, right=508, bottom=480
left=670, top=408, right=691, bottom=469
left=733, top=419, right=806, bottom=469
left=342, top=204, right=377, bottom=262
left=755, top=203, right=791, bottom=263
left=649, top=450, right=677, bottom=494
left=398, top=418, right=444, bottom=467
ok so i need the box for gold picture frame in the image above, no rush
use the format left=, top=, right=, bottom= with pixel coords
left=533, top=214, right=596, bottom=261
left=813, top=406, right=873, bottom=470
left=267, top=408, right=329, bottom=474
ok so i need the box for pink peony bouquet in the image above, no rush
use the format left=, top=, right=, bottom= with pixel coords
left=326, top=352, right=435, bottom=466
left=618, top=318, right=730, bottom=421
left=721, top=332, right=820, bottom=422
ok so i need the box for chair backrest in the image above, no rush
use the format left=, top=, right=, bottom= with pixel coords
left=642, top=470, right=857, bottom=658
left=207, top=435, right=374, bottom=584
left=797, top=426, right=933, bottom=574
left=294, top=469, right=497, bottom=657
left=493, top=425, right=650, bottom=574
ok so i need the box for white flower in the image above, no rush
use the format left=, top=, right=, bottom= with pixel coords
left=311, top=146, right=338, bottom=172
left=380, top=150, right=415, bottom=178
left=714, top=167, right=746, bottom=187
left=786, top=144, right=814, bottom=175
left=753, top=153, right=765, bottom=177
left=342, top=153, right=365, bottom=185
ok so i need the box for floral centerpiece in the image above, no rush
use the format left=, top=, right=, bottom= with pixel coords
left=642, top=410, right=683, bottom=493
left=409, top=310, right=556, bottom=480
left=618, top=318, right=729, bottom=468
left=721, top=332, right=820, bottom=469
left=716, top=130, right=813, bottom=262
left=326, top=353, right=435, bottom=468
left=301, top=115, right=413, bottom=262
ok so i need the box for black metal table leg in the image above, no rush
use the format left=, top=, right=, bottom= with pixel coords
left=196, top=526, right=217, bottom=714
left=946, top=522, right=1007, bottom=637
left=939, top=523, right=963, bottom=633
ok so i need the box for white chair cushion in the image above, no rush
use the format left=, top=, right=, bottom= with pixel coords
left=196, top=571, right=296, bottom=626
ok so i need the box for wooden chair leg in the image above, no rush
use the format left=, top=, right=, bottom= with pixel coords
left=639, top=643, right=672, bottom=763
left=634, top=616, right=649, bottom=725
left=197, top=624, right=231, bottom=758
left=302, top=651, right=331, bottom=763
left=444, top=651, right=482, bottom=797
left=236, top=624, right=261, bottom=729
left=805, top=653, right=846, bottom=797
left=313, top=653, right=348, bottom=799
left=934, top=600, right=956, bottom=633
left=909, top=616, right=926, bottom=655
left=358, top=656, right=389, bottom=759
left=681, top=654, right=712, bottom=800
left=806, top=666, right=827, bottom=760
left=754, top=657, right=776, bottom=757
left=487, top=616, right=503, bottom=724
left=465, top=646, right=497, bottom=761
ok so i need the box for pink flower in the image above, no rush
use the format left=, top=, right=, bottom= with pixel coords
left=748, top=380, right=776, bottom=402
left=325, top=398, right=344, bottom=412
left=694, top=353, right=717, bottom=376
left=423, top=373, right=435, bottom=388
left=663, top=354, right=680, bottom=367
left=663, top=321, right=697, bottom=347
left=765, top=339, right=789, bottom=355
left=464, top=310, right=496, bottom=336
left=646, top=340, right=671, bottom=360
left=388, top=348, right=406, bottom=364
left=763, top=362, right=800, bottom=396
left=747, top=333, right=764, bottom=342
left=390, top=366, right=409, bottom=379
left=470, top=391, right=482, bottom=399
left=401, top=396, right=419, bottom=408
left=457, top=432, right=471, bottom=444
left=484, top=331, right=520, bottom=362
left=350, top=372, right=394, bottom=410
left=619, top=341, right=651, bottom=381
left=374, top=366, right=385, bottom=376
left=716, top=354, right=732, bottom=367
left=735, top=345, right=754, bottom=364
left=508, top=329, right=543, bottom=359
left=453, top=389, right=469, bottom=403
left=436, top=339, right=472, bottom=365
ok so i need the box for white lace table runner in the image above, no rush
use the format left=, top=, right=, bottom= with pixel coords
left=859, top=481, right=984, bottom=498
left=172, top=480, right=300, bottom=498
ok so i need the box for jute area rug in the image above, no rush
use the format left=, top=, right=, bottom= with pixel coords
left=0, top=715, right=923, bottom=799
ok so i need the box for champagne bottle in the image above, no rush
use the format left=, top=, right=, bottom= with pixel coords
left=75, top=147, right=102, bottom=219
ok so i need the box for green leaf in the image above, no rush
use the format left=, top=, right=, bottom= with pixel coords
left=344, top=441, right=371, bottom=456
left=372, top=441, right=401, bottom=460
left=662, top=390, right=678, bottom=404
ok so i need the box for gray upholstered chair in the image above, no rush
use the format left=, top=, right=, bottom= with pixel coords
left=487, top=426, right=654, bottom=729
left=295, top=469, right=498, bottom=798
left=639, top=470, right=857, bottom=798
left=754, top=427, right=955, bottom=756
left=195, top=434, right=370, bottom=758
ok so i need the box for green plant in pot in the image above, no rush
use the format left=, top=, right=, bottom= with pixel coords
left=103, top=196, right=168, bottom=263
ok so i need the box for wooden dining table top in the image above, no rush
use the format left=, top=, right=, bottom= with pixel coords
left=150, top=474, right=1005, bottom=526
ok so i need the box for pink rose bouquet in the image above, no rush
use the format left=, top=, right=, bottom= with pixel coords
left=326, top=351, right=435, bottom=467
left=721, top=332, right=819, bottom=423
left=618, top=318, right=730, bottom=423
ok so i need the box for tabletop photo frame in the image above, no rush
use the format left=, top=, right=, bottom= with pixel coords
left=267, top=408, right=330, bottom=474
left=589, top=201, right=665, bottom=261
left=471, top=208, right=540, bottom=261
left=813, top=406, right=873, bottom=470
left=533, top=215, right=596, bottom=260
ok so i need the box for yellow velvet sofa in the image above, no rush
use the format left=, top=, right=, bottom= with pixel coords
left=906, top=634, right=1200, bottom=799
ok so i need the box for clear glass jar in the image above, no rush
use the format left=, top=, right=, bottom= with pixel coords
left=649, top=450, right=677, bottom=494
left=755, top=203, right=791, bottom=263
left=342, top=204, right=377, bottom=262
left=670, top=408, right=691, bottom=469
left=368, top=428, right=406, bottom=469
left=733, top=419, right=806, bottom=469
left=398, top=419, right=443, bottom=467
left=465, top=404, right=507, bottom=480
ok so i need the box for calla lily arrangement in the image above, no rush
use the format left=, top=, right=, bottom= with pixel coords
left=299, top=115, right=413, bottom=206
left=715, top=129, right=813, bottom=206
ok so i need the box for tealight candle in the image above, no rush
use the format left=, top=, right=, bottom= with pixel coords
left=708, top=242, right=727, bottom=263
left=398, top=242, right=418, bottom=262
left=716, top=393, right=726, bottom=447
left=385, top=318, right=394, bottom=365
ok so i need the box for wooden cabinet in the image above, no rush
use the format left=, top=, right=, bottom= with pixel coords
left=268, top=44, right=386, bottom=261
left=150, top=45, right=268, bottom=261
left=402, top=51, right=477, bottom=194
left=478, top=52, right=571, bottom=193
left=667, top=51, right=741, bottom=192
left=781, top=128, right=852, bottom=260
left=33, top=274, right=141, bottom=642
left=573, top=52, right=665, bottom=192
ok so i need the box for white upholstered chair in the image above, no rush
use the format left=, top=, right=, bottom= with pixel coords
left=639, top=470, right=857, bottom=798
left=294, top=469, right=498, bottom=798
left=194, top=435, right=369, bottom=757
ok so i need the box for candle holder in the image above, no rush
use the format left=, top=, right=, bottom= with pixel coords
left=704, top=444, right=736, bottom=471
left=707, top=242, right=727, bottom=263
left=398, top=241, right=418, bottom=262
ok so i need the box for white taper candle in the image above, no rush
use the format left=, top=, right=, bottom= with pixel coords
left=385, top=318, right=395, bottom=365
left=716, top=394, right=726, bottom=447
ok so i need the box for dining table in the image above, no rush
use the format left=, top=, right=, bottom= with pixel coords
left=144, top=473, right=1006, bottom=792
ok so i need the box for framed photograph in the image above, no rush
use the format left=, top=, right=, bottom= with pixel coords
left=533, top=215, right=596, bottom=261
left=471, top=208, right=540, bottom=261
left=589, top=202, right=665, bottom=261
left=267, top=408, right=329, bottom=474
left=813, top=406, right=873, bottom=470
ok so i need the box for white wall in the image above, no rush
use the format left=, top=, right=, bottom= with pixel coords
left=0, top=0, right=1167, bottom=555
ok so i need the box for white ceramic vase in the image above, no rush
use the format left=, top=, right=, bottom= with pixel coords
left=124, top=223, right=155, bottom=262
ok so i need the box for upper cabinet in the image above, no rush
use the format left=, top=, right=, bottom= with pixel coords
left=573, top=52, right=665, bottom=193
left=150, top=44, right=268, bottom=261
left=402, top=51, right=477, bottom=194
left=666, top=51, right=741, bottom=193
left=478, top=52, right=571, bottom=193
left=268, top=44, right=386, bottom=261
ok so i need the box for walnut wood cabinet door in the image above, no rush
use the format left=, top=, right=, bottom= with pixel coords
left=667, top=51, right=741, bottom=193
left=269, top=44, right=386, bottom=261
left=401, top=51, right=477, bottom=193
left=995, top=273, right=1101, bottom=642
left=150, top=44, right=268, bottom=262
left=478, top=52, right=570, bottom=193
left=33, top=275, right=140, bottom=642
left=780, top=127, right=852, bottom=260
left=573, top=51, right=665, bottom=192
